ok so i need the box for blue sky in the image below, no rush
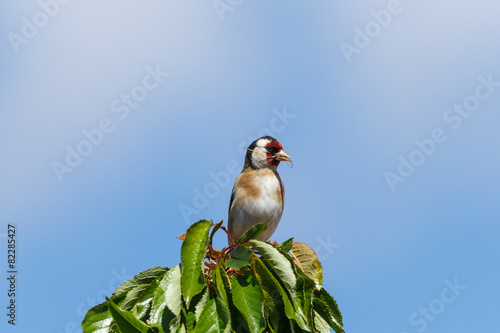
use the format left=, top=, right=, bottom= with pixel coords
left=1, top=0, right=499, bottom=332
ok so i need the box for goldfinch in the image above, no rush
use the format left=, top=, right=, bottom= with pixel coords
left=228, top=136, right=292, bottom=244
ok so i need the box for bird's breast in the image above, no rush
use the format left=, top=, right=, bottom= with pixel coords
left=230, top=169, right=283, bottom=223
left=233, top=169, right=282, bottom=205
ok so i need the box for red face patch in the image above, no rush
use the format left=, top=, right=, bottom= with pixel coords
left=266, top=141, right=283, bottom=166
left=266, top=141, right=283, bottom=150
left=268, top=158, right=280, bottom=166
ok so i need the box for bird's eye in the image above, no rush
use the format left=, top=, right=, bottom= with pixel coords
left=265, top=146, right=278, bottom=154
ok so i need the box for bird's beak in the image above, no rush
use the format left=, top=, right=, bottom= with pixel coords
left=275, top=150, right=292, bottom=162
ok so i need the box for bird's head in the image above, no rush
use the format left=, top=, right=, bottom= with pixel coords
left=245, top=136, right=292, bottom=170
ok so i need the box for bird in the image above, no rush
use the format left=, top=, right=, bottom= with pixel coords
left=227, top=136, right=292, bottom=244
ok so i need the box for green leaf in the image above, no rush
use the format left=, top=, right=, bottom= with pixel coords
left=231, top=268, right=266, bottom=333
left=194, top=288, right=210, bottom=322
left=209, top=220, right=223, bottom=245
left=236, top=221, right=268, bottom=243
left=169, top=316, right=182, bottom=333
left=107, top=297, right=150, bottom=333
left=290, top=242, right=324, bottom=288
left=313, top=310, right=331, bottom=333
left=216, top=298, right=231, bottom=333
left=125, top=284, right=155, bottom=319
left=123, top=284, right=149, bottom=312
left=194, top=298, right=230, bottom=333
left=149, top=324, right=165, bottom=333
left=185, top=307, right=196, bottom=333
left=150, top=265, right=182, bottom=325
left=225, top=245, right=253, bottom=270
left=82, top=294, right=126, bottom=333
left=249, top=240, right=296, bottom=300
left=313, top=298, right=344, bottom=333
left=262, top=290, right=281, bottom=333
left=184, top=286, right=209, bottom=332
left=215, top=269, right=246, bottom=333
left=252, top=257, right=309, bottom=331
left=119, top=270, right=167, bottom=320
left=82, top=300, right=114, bottom=333
left=114, top=267, right=169, bottom=298
left=296, top=271, right=315, bottom=329
left=181, top=220, right=211, bottom=307
left=314, top=288, right=343, bottom=329
left=277, top=238, right=294, bottom=253
left=274, top=245, right=315, bottom=330
left=212, top=265, right=230, bottom=306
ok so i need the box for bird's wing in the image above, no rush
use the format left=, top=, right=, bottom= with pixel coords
left=275, top=170, right=285, bottom=207
left=228, top=187, right=236, bottom=218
